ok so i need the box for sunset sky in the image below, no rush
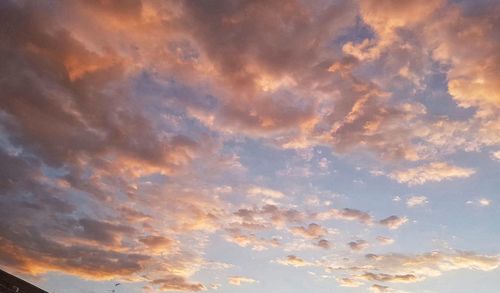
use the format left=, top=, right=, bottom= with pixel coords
left=1, top=0, right=499, bottom=293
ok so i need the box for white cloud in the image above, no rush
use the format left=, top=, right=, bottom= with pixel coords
left=316, top=208, right=373, bottom=224
left=247, top=186, right=285, bottom=199
left=389, top=162, right=475, bottom=185
left=406, top=195, right=428, bottom=207
left=318, top=157, right=329, bottom=171
left=466, top=198, right=492, bottom=207
left=326, top=251, right=500, bottom=288
left=479, top=198, right=491, bottom=206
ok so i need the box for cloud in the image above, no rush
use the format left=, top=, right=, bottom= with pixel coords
left=233, top=204, right=305, bottom=229
left=0, top=0, right=499, bottom=291
left=336, top=277, right=363, bottom=287
left=152, top=276, right=206, bottom=292
left=369, top=284, right=409, bottom=293
left=316, top=239, right=332, bottom=250
left=355, top=0, right=500, bottom=118
left=228, top=276, right=257, bottom=286
left=360, top=0, right=443, bottom=35
left=316, top=208, right=373, bottom=224
left=0, top=223, right=149, bottom=280
left=139, top=235, right=174, bottom=252
left=370, top=284, right=390, bottom=293
left=399, top=251, right=499, bottom=273
left=117, top=206, right=152, bottom=222
left=346, top=0, right=444, bottom=61
left=224, top=228, right=280, bottom=251
left=467, top=198, right=492, bottom=207
left=175, top=0, right=358, bottom=138
left=353, top=0, right=500, bottom=159
left=290, top=223, right=328, bottom=239
left=75, top=218, right=135, bottom=247
left=421, top=4, right=500, bottom=113
left=348, top=240, right=369, bottom=251
left=376, top=236, right=395, bottom=245
left=0, top=2, right=205, bottom=175
left=0, top=150, right=161, bottom=281
left=379, top=216, right=408, bottom=230
left=342, top=251, right=500, bottom=286
left=247, top=186, right=285, bottom=199
left=315, top=251, right=500, bottom=292
left=406, top=196, right=428, bottom=208
left=360, top=272, right=419, bottom=283
left=276, top=255, right=313, bottom=267
left=0, top=124, right=216, bottom=290
left=389, top=162, right=475, bottom=185
left=479, top=198, right=492, bottom=206
left=166, top=0, right=435, bottom=163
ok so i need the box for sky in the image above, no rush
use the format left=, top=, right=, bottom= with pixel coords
left=0, top=0, right=499, bottom=293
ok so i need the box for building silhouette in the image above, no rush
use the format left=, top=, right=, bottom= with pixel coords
left=0, top=269, right=48, bottom=293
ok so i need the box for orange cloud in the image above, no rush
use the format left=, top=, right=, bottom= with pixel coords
left=389, top=162, right=475, bottom=185
left=152, top=276, right=205, bottom=292
left=139, top=235, right=174, bottom=253
left=224, top=228, right=280, bottom=251
left=290, top=223, right=328, bottom=239
left=336, top=277, right=363, bottom=287
left=422, top=5, right=500, bottom=113
left=228, top=276, right=257, bottom=286
left=276, top=255, right=313, bottom=267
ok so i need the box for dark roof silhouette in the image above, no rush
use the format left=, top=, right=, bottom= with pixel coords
left=0, top=269, right=48, bottom=293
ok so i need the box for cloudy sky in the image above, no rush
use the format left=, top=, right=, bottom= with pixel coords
left=0, top=0, right=499, bottom=293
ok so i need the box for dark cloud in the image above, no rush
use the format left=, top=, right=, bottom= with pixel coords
left=0, top=221, right=149, bottom=279
left=0, top=0, right=205, bottom=180
left=233, top=204, right=305, bottom=229
left=316, top=239, right=331, bottom=249
left=77, top=218, right=135, bottom=246
left=290, top=223, right=327, bottom=239
left=0, top=3, right=210, bottom=289
left=378, top=215, right=408, bottom=229
left=173, top=0, right=362, bottom=135
left=348, top=239, right=369, bottom=251
left=316, top=207, right=373, bottom=224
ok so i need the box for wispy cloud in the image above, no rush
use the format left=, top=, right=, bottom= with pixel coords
left=389, top=162, right=475, bottom=185
left=228, top=276, right=258, bottom=286
left=406, top=196, right=428, bottom=208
